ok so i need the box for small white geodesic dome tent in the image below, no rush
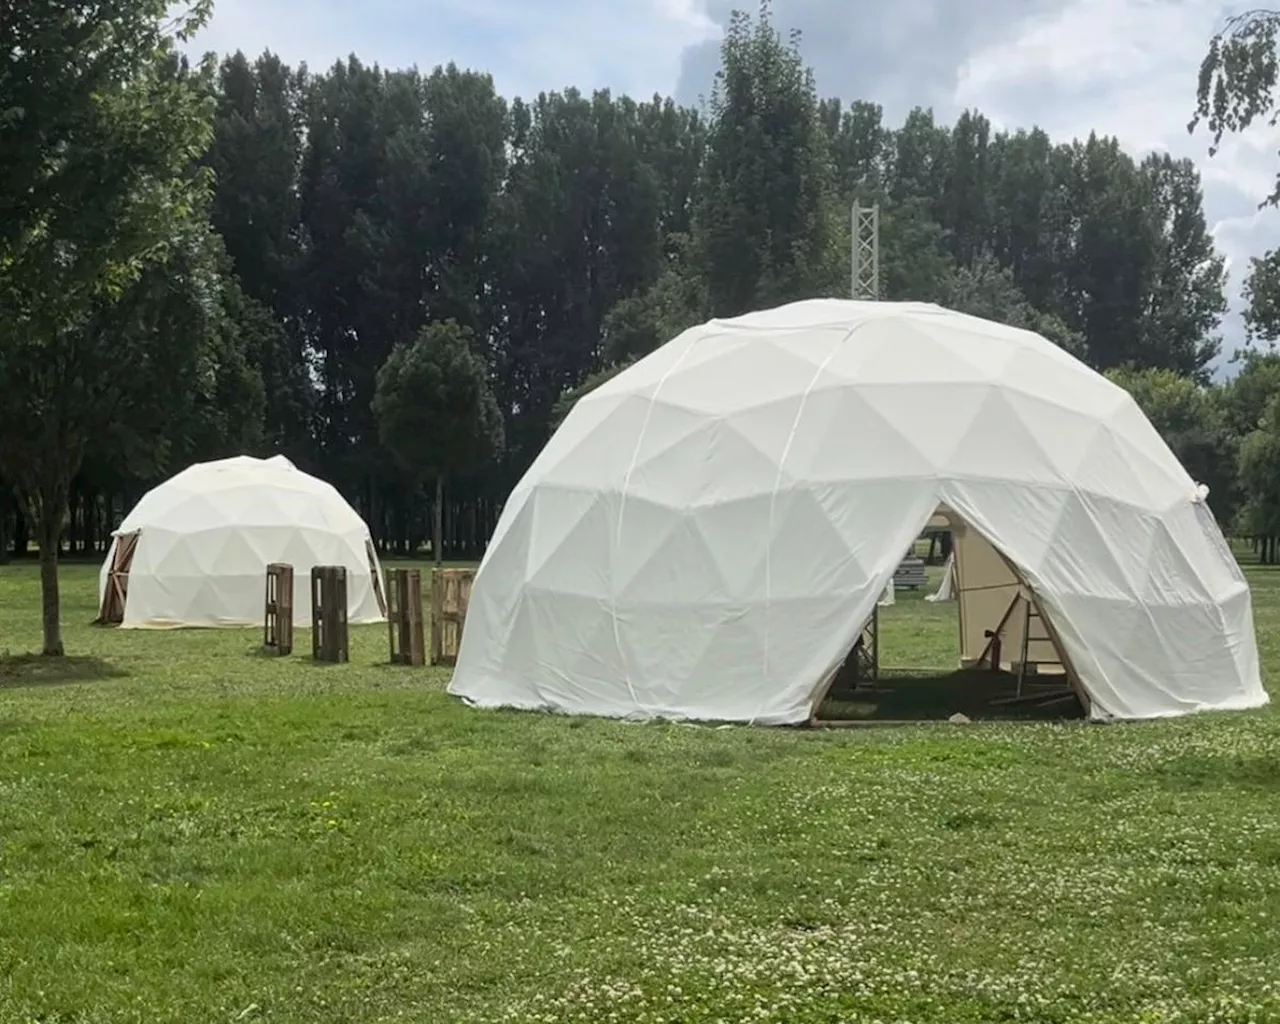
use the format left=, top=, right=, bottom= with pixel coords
left=97, top=454, right=387, bottom=629
left=448, top=299, right=1267, bottom=725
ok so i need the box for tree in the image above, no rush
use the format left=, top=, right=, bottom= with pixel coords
left=877, top=196, right=955, bottom=302
left=1133, top=153, right=1227, bottom=379
left=1192, top=11, right=1280, bottom=361
left=934, top=252, right=1088, bottom=358
left=693, top=0, right=841, bottom=316
left=0, top=3, right=217, bottom=655
left=1241, top=247, right=1280, bottom=355
left=418, top=64, right=509, bottom=333
left=986, top=127, right=1063, bottom=313
left=84, top=225, right=266, bottom=476
left=1238, top=396, right=1280, bottom=563
left=1192, top=11, right=1280, bottom=183
left=600, top=233, right=706, bottom=366
left=489, top=88, right=669, bottom=466
left=373, top=321, right=504, bottom=563
left=550, top=363, right=634, bottom=431
left=207, top=51, right=306, bottom=318
left=1223, top=350, right=1280, bottom=436
left=297, top=58, right=422, bottom=504
left=1056, top=135, right=1165, bottom=371
left=1105, top=366, right=1239, bottom=524
left=206, top=50, right=315, bottom=463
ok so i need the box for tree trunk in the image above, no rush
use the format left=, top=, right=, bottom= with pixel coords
left=0, top=492, right=11, bottom=565
left=34, top=482, right=68, bottom=656
left=39, top=542, right=63, bottom=656
left=434, top=474, right=445, bottom=566
left=13, top=473, right=70, bottom=656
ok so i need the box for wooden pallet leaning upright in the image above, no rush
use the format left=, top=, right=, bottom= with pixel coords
left=430, top=567, right=474, bottom=666
left=263, top=562, right=294, bottom=655
left=311, top=565, right=349, bottom=663
left=386, top=567, right=425, bottom=666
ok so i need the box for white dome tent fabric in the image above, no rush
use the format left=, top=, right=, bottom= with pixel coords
left=98, top=455, right=387, bottom=629
left=448, top=299, right=1266, bottom=725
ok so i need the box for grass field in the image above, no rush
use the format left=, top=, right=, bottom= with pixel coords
left=1, top=560, right=1279, bottom=1023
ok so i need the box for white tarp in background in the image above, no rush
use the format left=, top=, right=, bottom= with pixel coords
left=98, top=454, right=386, bottom=628
left=926, top=552, right=955, bottom=602
left=448, top=299, right=1266, bottom=725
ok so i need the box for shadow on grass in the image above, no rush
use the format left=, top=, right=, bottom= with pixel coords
left=244, top=641, right=296, bottom=659
left=0, top=653, right=128, bottom=689
left=819, top=669, right=1085, bottom=723
left=243, top=641, right=412, bottom=672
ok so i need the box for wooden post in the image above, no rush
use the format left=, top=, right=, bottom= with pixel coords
left=387, top=567, right=425, bottom=666
left=430, top=567, right=474, bottom=666
left=263, top=562, right=294, bottom=655
left=311, top=565, right=349, bottom=663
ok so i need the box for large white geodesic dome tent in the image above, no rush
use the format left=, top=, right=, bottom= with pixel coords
left=97, top=454, right=387, bottom=629
left=448, top=299, right=1267, bottom=725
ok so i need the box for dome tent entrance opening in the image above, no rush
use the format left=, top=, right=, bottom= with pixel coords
left=448, top=299, right=1267, bottom=726
left=97, top=454, right=387, bottom=629
left=812, top=503, right=1085, bottom=722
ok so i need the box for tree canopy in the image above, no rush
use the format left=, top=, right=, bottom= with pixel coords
left=0, top=0, right=222, bottom=653
left=9, top=1, right=1280, bottom=648
left=374, top=320, right=504, bottom=563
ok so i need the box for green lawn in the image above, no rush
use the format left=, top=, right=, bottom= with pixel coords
left=1, top=560, right=1279, bottom=1023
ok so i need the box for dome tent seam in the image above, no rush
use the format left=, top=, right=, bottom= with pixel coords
left=758, top=318, right=872, bottom=727
left=610, top=324, right=712, bottom=716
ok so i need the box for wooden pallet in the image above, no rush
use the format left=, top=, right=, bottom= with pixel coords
left=387, top=567, right=426, bottom=666
left=431, top=568, right=474, bottom=666
left=263, top=562, right=294, bottom=655
left=311, top=565, right=349, bottom=663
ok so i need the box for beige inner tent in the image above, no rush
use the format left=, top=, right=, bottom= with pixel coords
left=944, top=504, right=1085, bottom=708
left=934, top=507, right=1068, bottom=679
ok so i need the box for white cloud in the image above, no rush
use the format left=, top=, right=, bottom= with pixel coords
left=187, top=0, right=718, bottom=101
left=954, top=0, right=1280, bottom=372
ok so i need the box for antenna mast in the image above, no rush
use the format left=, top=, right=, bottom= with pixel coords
left=851, top=200, right=880, bottom=300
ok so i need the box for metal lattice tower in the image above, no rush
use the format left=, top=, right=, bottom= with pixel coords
left=851, top=201, right=880, bottom=300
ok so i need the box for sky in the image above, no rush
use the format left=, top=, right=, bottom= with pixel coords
left=187, top=0, right=1280, bottom=376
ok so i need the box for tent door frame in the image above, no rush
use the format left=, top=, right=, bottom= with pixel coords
left=97, top=530, right=141, bottom=625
